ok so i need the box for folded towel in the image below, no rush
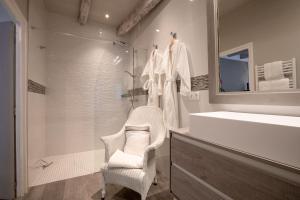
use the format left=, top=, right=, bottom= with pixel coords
left=108, top=150, right=143, bottom=169
left=258, top=78, right=290, bottom=91
left=264, top=61, right=284, bottom=80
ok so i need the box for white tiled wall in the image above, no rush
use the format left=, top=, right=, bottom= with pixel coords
left=45, top=13, right=131, bottom=156
left=28, top=1, right=132, bottom=186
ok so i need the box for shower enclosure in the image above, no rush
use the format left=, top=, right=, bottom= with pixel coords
left=124, top=47, right=148, bottom=114
left=27, top=0, right=136, bottom=186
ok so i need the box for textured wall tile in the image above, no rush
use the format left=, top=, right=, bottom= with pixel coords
left=123, top=74, right=209, bottom=97
left=28, top=79, right=46, bottom=94
left=177, top=74, right=209, bottom=92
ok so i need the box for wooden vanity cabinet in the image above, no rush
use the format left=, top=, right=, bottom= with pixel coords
left=170, top=131, right=300, bottom=200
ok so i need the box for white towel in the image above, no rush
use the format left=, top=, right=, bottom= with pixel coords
left=108, top=150, right=144, bottom=169
left=263, top=61, right=284, bottom=80
left=258, top=78, right=290, bottom=91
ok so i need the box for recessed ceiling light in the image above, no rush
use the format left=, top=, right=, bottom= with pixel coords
left=99, top=31, right=103, bottom=35
left=156, top=29, right=160, bottom=32
left=105, top=14, right=110, bottom=19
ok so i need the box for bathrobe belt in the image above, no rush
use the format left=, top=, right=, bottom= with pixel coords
left=143, top=79, right=155, bottom=94
left=164, top=78, right=176, bottom=86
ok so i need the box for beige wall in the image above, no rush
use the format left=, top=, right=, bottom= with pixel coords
left=15, top=0, right=28, bottom=20
left=220, top=0, right=300, bottom=88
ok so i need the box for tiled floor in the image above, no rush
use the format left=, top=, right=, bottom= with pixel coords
left=29, top=150, right=105, bottom=186
left=23, top=172, right=172, bottom=200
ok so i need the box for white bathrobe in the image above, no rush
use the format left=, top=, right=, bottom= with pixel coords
left=141, top=49, right=162, bottom=106
left=159, top=40, right=191, bottom=129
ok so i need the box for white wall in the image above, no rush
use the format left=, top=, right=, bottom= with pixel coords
left=45, top=12, right=131, bottom=156
left=27, top=0, right=47, bottom=185
left=131, top=0, right=208, bottom=77
left=130, top=0, right=210, bottom=128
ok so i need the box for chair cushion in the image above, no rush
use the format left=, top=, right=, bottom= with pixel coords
left=124, top=130, right=150, bottom=157
left=108, top=150, right=143, bottom=169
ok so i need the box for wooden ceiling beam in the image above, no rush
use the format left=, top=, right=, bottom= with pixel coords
left=78, top=0, right=92, bottom=25
left=117, top=0, right=162, bottom=35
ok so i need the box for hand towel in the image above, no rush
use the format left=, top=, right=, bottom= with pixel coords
left=258, top=78, right=290, bottom=91
left=108, top=150, right=143, bottom=169
left=264, top=61, right=284, bottom=80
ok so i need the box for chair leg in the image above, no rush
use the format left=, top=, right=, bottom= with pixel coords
left=153, top=176, right=158, bottom=185
left=101, top=186, right=106, bottom=200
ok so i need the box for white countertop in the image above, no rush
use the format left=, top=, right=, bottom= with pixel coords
left=191, top=111, right=300, bottom=128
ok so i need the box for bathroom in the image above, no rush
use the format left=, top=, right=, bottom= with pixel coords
left=0, top=0, right=300, bottom=199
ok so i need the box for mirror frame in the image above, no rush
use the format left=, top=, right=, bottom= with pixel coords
left=207, top=0, right=300, bottom=106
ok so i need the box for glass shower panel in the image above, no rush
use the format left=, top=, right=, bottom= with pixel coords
left=45, top=31, right=131, bottom=172
left=133, top=48, right=148, bottom=108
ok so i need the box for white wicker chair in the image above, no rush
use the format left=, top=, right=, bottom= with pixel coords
left=100, top=106, right=166, bottom=200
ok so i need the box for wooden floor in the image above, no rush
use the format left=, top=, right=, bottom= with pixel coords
left=22, top=172, right=173, bottom=200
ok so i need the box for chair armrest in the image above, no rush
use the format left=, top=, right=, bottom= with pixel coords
left=101, top=129, right=125, bottom=162
left=143, top=135, right=165, bottom=170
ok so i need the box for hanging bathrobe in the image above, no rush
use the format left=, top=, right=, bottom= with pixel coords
left=159, top=40, right=191, bottom=129
left=141, top=49, right=162, bottom=106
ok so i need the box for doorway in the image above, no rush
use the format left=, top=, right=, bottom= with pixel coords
left=0, top=0, right=28, bottom=198
left=0, top=3, right=16, bottom=199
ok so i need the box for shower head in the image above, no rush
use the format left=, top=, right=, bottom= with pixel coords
left=113, top=40, right=129, bottom=47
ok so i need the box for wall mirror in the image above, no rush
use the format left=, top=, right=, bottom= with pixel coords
left=207, top=0, right=300, bottom=105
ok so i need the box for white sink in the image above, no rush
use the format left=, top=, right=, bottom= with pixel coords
left=189, top=111, right=300, bottom=169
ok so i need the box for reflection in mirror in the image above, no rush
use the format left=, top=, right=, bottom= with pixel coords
left=219, top=43, right=253, bottom=92
left=218, top=0, right=299, bottom=93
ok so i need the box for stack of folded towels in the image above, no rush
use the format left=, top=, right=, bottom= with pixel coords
left=108, top=124, right=151, bottom=169
left=259, top=61, right=290, bottom=91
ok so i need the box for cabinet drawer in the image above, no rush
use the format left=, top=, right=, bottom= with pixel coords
left=171, top=136, right=300, bottom=200
left=171, top=165, right=226, bottom=200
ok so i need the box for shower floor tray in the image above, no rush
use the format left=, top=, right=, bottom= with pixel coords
left=29, top=149, right=105, bottom=187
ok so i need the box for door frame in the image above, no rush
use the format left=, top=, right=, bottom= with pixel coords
left=1, top=0, right=28, bottom=197
left=219, top=42, right=255, bottom=92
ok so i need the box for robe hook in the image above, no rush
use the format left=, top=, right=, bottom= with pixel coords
left=170, top=32, right=177, bottom=39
